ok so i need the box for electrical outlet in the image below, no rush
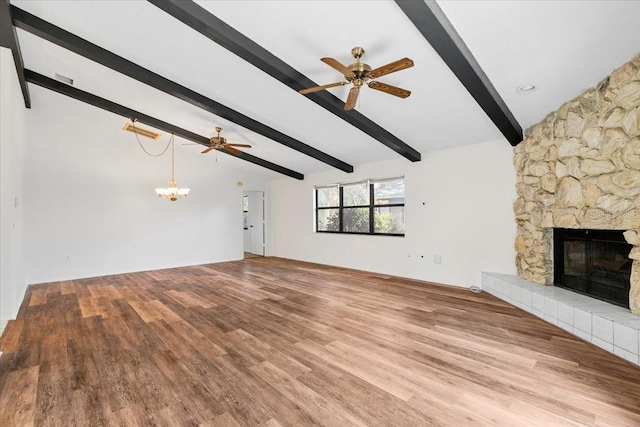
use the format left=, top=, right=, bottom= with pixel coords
left=434, top=255, right=442, bottom=264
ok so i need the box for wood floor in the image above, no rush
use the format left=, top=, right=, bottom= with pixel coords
left=1, top=258, right=639, bottom=426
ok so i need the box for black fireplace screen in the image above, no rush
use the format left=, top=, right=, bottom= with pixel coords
left=553, top=228, right=631, bottom=308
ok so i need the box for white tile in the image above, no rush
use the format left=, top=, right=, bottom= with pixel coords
left=574, top=308, right=592, bottom=334
left=492, top=278, right=503, bottom=294
left=521, top=289, right=532, bottom=309
left=511, top=286, right=522, bottom=304
left=570, top=298, right=613, bottom=310
left=544, top=297, right=558, bottom=318
left=558, top=321, right=573, bottom=333
left=614, top=346, right=639, bottom=365
left=573, top=328, right=591, bottom=343
left=587, top=304, right=629, bottom=314
left=532, top=308, right=545, bottom=319
left=532, top=293, right=545, bottom=312
left=492, top=278, right=502, bottom=294
left=558, top=302, right=573, bottom=326
left=598, top=312, right=640, bottom=328
left=499, top=280, right=512, bottom=298
left=490, top=276, right=499, bottom=291
left=613, top=323, right=639, bottom=355
left=519, top=302, right=533, bottom=315
left=544, top=314, right=558, bottom=325
left=481, top=274, right=494, bottom=291
left=479, top=272, right=640, bottom=365
left=592, top=315, right=614, bottom=344
left=592, top=336, right=614, bottom=352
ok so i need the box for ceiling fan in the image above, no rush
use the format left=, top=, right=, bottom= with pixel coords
left=299, top=46, right=414, bottom=110
left=201, top=127, right=251, bottom=156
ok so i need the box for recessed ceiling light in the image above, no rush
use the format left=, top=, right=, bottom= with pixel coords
left=516, top=84, right=537, bottom=94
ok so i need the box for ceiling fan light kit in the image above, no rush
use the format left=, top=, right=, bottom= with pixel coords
left=299, top=47, right=414, bottom=110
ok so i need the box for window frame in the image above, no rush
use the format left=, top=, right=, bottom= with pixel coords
left=315, top=177, right=405, bottom=237
left=243, top=195, right=249, bottom=230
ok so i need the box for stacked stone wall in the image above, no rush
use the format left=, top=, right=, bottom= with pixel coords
left=514, top=54, right=640, bottom=314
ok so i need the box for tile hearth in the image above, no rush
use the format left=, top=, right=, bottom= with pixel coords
left=482, top=272, right=640, bottom=366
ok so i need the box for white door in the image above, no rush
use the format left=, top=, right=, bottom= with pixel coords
left=247, top=191, right=265, bottom=256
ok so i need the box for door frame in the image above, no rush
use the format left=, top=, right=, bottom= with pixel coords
left=243, top=190, right=265, bottom=257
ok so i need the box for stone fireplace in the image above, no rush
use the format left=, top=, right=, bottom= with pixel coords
left=514, top=53, right=640, bottom=315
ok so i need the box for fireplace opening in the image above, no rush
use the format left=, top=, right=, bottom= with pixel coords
left=553, top=228, right=632, bottom=308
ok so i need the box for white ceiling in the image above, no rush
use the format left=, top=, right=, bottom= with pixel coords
left=10, top=0, right=640, bottom=179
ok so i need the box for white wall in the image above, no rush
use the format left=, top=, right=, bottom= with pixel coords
left=0, top=48, right=28, bottom=327
left=1, top=48, right=516, bottom=325
left=22, top=85, right=273, bottom=284
left=271, top=139, right=518, bottom=288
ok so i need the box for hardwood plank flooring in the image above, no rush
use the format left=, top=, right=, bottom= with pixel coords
left=1, top=257, right=639, bottom=426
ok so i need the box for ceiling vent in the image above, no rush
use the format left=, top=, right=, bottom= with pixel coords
left=122, top=122, right=162, bottom=140
left=54, top=73, right=74, bottom=85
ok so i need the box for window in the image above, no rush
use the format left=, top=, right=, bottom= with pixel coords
left=243, top=195, right=249, bottom=230
left=315, top=177, right=405, bottom=236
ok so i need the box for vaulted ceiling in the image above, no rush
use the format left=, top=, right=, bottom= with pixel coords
left=4, top=0, right=640, bottom=180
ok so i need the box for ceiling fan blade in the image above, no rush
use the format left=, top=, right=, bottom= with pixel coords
left=368, top=81, right=411, bottom=99
left=368, top=57, right=414, bottom=79
left=299, top=81, right=346, bottom=95
left=223, top=146, right=243, bottom=156
left=344, top=86, right=360, bottom=111
left=321, top=57, right=353, bottom=76
left=227, top=144, right=252, bottom=148
left=201, top=146, right=216, bottom=154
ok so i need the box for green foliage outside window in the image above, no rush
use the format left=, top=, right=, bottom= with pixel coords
left=316, top=177, right=405, bottom=236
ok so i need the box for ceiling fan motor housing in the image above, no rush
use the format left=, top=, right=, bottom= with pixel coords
left=347, top=62, right=372, bottom=81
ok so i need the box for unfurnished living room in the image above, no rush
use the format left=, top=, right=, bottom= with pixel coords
left=1, top=1, right=640, bottom=425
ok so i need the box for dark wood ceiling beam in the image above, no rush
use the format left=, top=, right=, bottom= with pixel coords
left=394, top=0, right=523, bottom=146
left=0, top=0, right=30, bottom=107
left=25, top=70, right=304, bottom=180
left=11, top=6, right=350, bottom=173
left=147, top=0, right=421, bottom=162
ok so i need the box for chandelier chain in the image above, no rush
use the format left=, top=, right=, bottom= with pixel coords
left=171, top=134, right=175, bottom=181
left=131, top=119, right=171, bottom=157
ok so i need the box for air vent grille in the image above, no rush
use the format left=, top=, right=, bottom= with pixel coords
left=122, top=122, right=162, bottom=140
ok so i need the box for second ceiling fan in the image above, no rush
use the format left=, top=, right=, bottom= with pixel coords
left=299, top=47, right=414, bottom=110
left=202, top=127, right=251, bottom=156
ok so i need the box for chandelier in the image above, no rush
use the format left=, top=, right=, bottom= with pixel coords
left=155, top=134, right=190, bottom=201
